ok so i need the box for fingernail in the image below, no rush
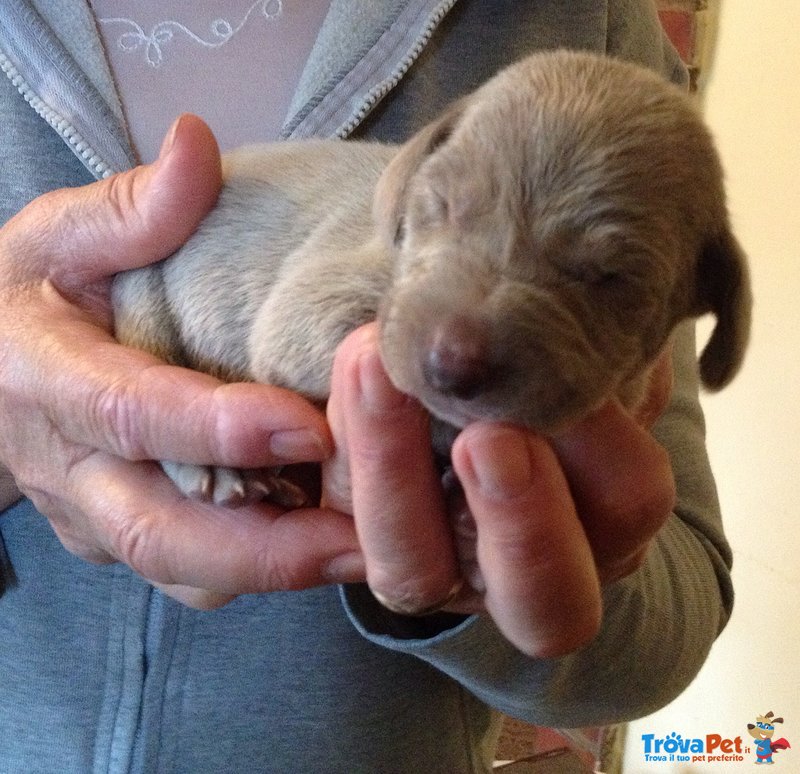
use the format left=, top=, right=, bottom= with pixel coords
left=158, top=115, right=185, bottom=159
left=466, top=427, right=534, bottom=500
left=323, top=551, right=366, bottom=584
left=357, top=349, right=408, bottom=412
left=372, top=578, right=464, bottom=616
left=269, top=429, right=330, bottom=462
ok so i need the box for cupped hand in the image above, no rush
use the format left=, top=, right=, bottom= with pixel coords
left=324, top=323, right=676, bottom=657
left=0, top=115, right=363, bottom=608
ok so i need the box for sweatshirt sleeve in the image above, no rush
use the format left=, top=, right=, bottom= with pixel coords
left=605, top=0, right=692, bottom=89
left=341, top=0, right=734, bottom=726
left=341, top=322, right=734, bottom=728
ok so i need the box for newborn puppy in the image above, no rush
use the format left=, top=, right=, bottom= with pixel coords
left=113, top=50, right=751, bottom=506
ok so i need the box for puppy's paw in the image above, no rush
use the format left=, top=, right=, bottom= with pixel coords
left=441, top=467, right=485, bottom=594
left=160, top=461, right=310, bottom=509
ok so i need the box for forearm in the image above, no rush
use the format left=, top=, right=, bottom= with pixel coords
left=342, top=529, right=728, bottom=729
left=342, top=522, right=723, bottom=728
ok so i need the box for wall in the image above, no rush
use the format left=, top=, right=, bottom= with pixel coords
left=623, top=0, right=800, bottom=771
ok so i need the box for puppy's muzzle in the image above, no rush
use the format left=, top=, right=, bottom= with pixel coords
left=423, top=316, right=492, bottom=400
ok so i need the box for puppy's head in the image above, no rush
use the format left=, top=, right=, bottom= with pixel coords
left=374, top=50, right=751, bottom=433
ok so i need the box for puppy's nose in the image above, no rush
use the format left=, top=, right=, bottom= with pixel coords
left=423, top=317, right=490, bottom=399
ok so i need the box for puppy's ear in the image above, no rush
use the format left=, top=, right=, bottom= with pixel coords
left=695, top=225, right=752, bottom=390
left=373, top=98, right=467, bottom=247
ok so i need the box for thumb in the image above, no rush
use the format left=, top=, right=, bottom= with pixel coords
left=7, top=114, right=222, bottom=293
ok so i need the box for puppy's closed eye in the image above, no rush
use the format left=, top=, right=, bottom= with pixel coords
left=546, top=229, right=644, bottom=291
left=411, top=187, right=450, bottom=231
left=557, top=261, right=628, bottom=289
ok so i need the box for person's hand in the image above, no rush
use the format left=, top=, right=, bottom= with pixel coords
left=0, top=115, right=363, bottom=608
left=324, top=323, right=676, bottom=657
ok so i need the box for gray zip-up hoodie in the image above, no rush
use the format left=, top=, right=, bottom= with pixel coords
left=0, top=2, right=732, bottom=773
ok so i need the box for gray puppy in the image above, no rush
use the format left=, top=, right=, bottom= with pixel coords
left=113, top=50, right=751, bottom=506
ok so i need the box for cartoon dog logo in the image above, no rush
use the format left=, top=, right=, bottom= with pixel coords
left=747, top=712, right=791, bottom=764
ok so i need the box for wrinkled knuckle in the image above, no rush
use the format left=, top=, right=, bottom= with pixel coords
left=106, top=507, right=157, bottom=579
left=207, top=388, right=239, bottom=461
left=247, top=546, right=302, bottom=593
left=89, top=382, right=148, bottom=460
left=103, top=171, right=143, bottom=233
left=487, top=527, right=549, bottom=569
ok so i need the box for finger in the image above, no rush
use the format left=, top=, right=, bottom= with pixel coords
left=632, top=342, right=675, bottom=428
left=551, top=401, right=676, bottom=582
left=326, top=324, right=460, bottom=613
left=3, top=114, right=222, bottom=297
left=67, top=452, right=365, bottom=594
left=5, top=308, right=332, bottom=467
left=452, top=424, right=602, bottom=658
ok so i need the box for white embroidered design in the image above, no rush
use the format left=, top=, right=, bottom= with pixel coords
left=97, top=0, right=283, bottom=68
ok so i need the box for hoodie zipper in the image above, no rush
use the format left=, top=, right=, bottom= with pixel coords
left=337, top=0, right=458, bottom=138
left=0, top=51, right=115, bottom=179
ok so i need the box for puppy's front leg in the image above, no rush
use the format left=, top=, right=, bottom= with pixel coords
left=113, top=265, right=186, bottom=366
left=114, top=267, right=311, bottom=508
